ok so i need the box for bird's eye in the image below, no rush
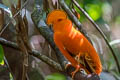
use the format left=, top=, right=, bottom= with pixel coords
left=57, top=19, right=63, bottom=22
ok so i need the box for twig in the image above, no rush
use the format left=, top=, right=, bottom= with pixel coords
left=72, top=0, right=120, bottom=73
left=0, top=0, right=29, bottom=36
left=0, top=37, right=62, bottom=71
left=4, top=57, right=16, bottom=79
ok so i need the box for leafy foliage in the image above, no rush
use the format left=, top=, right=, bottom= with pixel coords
left=0, top=45, right=4, bottom=65
left=85, top=4, right=102, bottom=20
left=9, top=73, right=13, bottom=80
left=45, top=73, right=66, bottom=80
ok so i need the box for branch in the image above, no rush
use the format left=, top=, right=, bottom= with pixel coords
left=72, top=0, right=120, bottom=73
left=31, top=0, right=67, bottom=69
left=0, top=37, right=100, bottom=80
left=0, top=37, right=62, bottom=71
left=31, top=0, right=100, bottom=80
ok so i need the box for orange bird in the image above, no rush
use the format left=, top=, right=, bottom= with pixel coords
left=46, top=10, right=102, bottom=78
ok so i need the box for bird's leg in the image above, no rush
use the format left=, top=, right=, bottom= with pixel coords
left=65, top=63, right=81, bottom=78
left=70, top=53, right=82, bottom=78
left=75, top=53, right=81, bottom=64
left=65, top=53, right=84, bottom=78
left=65, top=52, right=81, bottom=70
left=71, top=65, right=80, bottom=78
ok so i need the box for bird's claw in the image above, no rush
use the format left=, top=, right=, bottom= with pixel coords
left=71, top=65, right=80, bottom=79
left=65, top=64, right=80, bottom=79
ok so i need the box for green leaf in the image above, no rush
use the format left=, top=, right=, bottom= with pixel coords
left=9, top=73, right=14, bottom=80
left=85, top=4, right=102, bottom=21
left=45, top=73, right=66, bottom=80
left=0, top=45, right=4, bottom=65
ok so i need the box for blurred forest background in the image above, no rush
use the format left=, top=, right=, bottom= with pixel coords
left=0, top=0, right=120, bottom=80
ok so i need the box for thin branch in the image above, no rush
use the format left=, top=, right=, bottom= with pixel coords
left=0, top=0, right=29, bottom=36
left=4, top=57, right=16, bottom=79
left=0, top=37, right=62, bottom=71
left=72, top=0, right=120, bottom=73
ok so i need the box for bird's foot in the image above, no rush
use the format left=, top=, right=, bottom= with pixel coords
left=71, top=65, right=80, bottom=79
left=65, top=64, right=80, bottom=79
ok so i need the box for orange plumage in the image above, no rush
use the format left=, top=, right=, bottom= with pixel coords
left=46, top=10, right=102, bottom=78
